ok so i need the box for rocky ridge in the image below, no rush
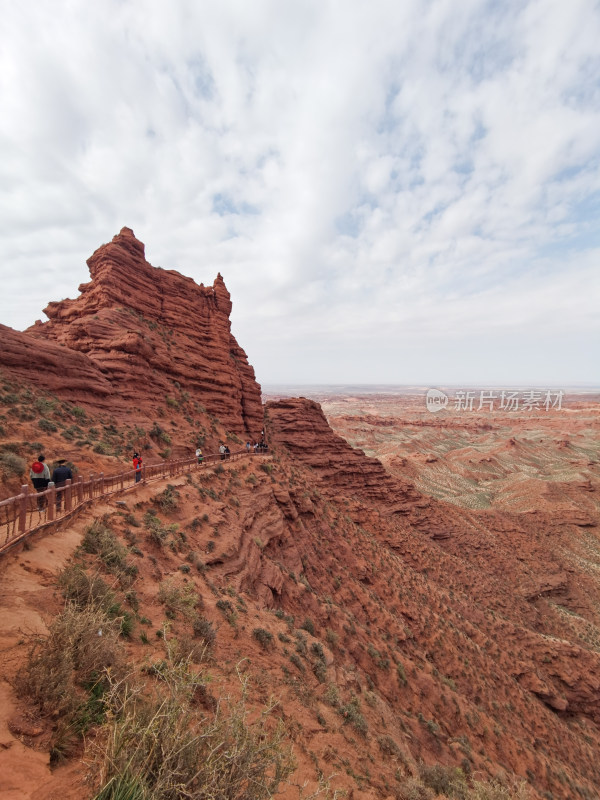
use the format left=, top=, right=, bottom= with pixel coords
left=1, top=228, right=262, bottom=438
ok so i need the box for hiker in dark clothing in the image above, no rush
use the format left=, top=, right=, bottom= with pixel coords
left=52, top=459, right=73, bottom=511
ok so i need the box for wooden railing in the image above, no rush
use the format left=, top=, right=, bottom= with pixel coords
left=0, top=448, right=266, bottom=556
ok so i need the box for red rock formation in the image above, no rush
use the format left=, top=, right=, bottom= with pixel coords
left=0, top=324, right=112, bottom=401
left=1, top=228, right=262, bottom=438
left=266, top=396, right=470, bottom=538
left=265, top=397, right=421, bottom=509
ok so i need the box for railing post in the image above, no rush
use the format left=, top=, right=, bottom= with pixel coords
left=120, top=471, right=124, bottom=491
left=19, top=485, right=28, bottom=533
left=65, top=479, right=72, bottom=513
left=47, top=482, right=55, bottom=521
left=100, top=472, right=105, bottom=495
left=76, top=475, right=84, bottom=504
left=89, top=474, right=95, bottom=499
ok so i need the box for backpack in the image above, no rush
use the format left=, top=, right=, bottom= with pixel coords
left=31, top=461, right=44, bottom=474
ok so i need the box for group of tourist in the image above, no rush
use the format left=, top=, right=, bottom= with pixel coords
left=31, top=436, right=268, bottom=511
left=29, top=455, right=73, bottom=510
left=246, top=440, right=269, bottom=453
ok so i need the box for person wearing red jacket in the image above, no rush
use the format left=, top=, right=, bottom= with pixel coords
left=133, top=452, right=143, bottom=483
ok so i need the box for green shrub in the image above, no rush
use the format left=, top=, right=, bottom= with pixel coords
left=300, top=617, right=315, bottom=636
left=157, top=579, right=198, bottom=620
left=252, top=628, right=274, bottom=651
left=57, top=565, right=134, bottom=639
left=397, top=662, right=408, bottom=686
left=310, top=641, right=324, bottom=659
left=0, top=451, right=26, bottom=478
left=150, top=423, right=171, bottom=444
left=339, top=696, right=368, bottom=737
left=153, top=484, right=179, bottom=513
left=144, top=511, right=169, bottom=545
left=419, top=764, right=468, bottom=798
left=192, top=616, right=216, bottom=650
left=58, top=566, right=116, bottom=610
left=377, top=734, right=402, bottom=757
left=312, top=659, right=327, bottom=683
left=167, top=634, right=209, bottom=665
left=38, top=417, right=58, bottom=433
left=81, top=520, right=131, bottom=577
left=215, top=598, right=237, bottom=626
left=1, top=391, right=19, bottom=405
left=34, top=396, right=56, bottom=414
left=289, top=653, right=305, bottom=673
left=0, top=441, right=21, bottom=453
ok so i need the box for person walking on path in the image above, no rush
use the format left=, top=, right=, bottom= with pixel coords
left=195, top=447, right=203, bottom=464
left=30, top=454, right=50, bottom=509
left=133, top=452, right=143, bottom=483
left=219, top=443, right=226, bottom=461
left=52, top=458, right=73, bottom=511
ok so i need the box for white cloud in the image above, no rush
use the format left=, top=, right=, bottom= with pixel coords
left=0, top=0, right=599, bottom=384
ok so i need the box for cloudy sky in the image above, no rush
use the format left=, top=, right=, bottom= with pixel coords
left=1, top=0, right=599, bottom=386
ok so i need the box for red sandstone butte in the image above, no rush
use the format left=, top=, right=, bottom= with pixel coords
left=0, top=228, right=262, bottom=438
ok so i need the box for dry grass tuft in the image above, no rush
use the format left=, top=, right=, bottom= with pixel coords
left=92, top=663, right=296, bottom=800
left=18, top=602, right=124, bottom=718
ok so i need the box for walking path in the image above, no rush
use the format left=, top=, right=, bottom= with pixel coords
left=0, top=449, right=267, bottom=557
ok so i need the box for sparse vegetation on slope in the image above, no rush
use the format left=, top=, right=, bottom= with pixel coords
left=92, top=664, right=295, bottom=800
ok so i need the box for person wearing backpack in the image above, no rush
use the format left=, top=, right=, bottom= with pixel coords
left=133, top=452, right=143, bottom=483
left=30, top=455, right=50, bottom=509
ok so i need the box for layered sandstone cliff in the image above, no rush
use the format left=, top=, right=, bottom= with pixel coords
left=265, top=396, right=471, bottom=538
left=0, top=228, right=262, bottom=438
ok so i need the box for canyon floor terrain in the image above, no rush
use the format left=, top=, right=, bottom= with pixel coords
left=263, top=386, right=600, bottom=517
